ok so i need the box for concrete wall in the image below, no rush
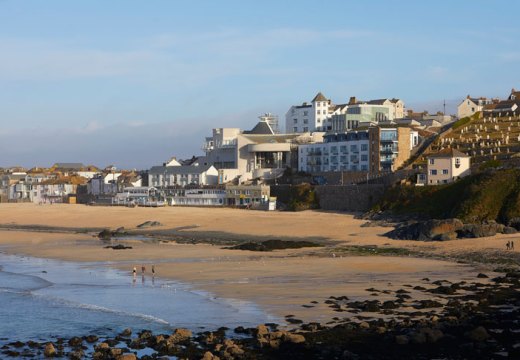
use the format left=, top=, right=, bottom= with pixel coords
left=272, top=184, right=386, bottom=212
left=315, top=184, right=386, bottom=212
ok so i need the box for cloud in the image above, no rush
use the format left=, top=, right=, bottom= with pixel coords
left=0, top=37, right=155, bottom=80
left=0, top=27, right=373, bottom=83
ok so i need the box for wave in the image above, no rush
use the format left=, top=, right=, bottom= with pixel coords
left=30, top=292, right=171, bottom=326
left=0, top=270, right=53, bottom=291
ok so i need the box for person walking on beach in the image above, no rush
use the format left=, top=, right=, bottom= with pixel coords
left=512, top=240, right=515, bottom=251
left=151, top=264, right=155, bottom=277
left=132, top=266, right=137, bottom=277
left=141, top=264, right=146, bottom=275
left=506, top=241, right=511, bottom=250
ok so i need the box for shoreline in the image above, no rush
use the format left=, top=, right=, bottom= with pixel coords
left=1, top=204, right=519, bottom=358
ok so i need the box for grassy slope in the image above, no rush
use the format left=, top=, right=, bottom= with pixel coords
left=377, top=169, right=520, bottom=223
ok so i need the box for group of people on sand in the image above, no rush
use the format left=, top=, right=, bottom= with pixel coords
left=506, top=240, right=515, bottom=251
left=132, top=264, right=155, bottom=277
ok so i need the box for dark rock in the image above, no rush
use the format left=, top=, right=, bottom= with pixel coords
left=395, top=335, right=409, bottom=345
left=68, top=349, right=84, bottom=360
left=84, top=335, right=98, bottom=343
left=477, top=273, right=489, bottom=279
left=458, top=222, right=504, bottom=238
left=98, top=229, right=112, bottom=239
left=104, top=244, right=132, bottom=250
left=385, top=218, right=464, bottom=241
left=466, top=326, right=490, bottom=342
left=502, top=226, right=517, bottom=234
left=68, top=337, right=83, bottom=348
left=44, top=343, right=56, bottom=357
left=120, top=328, right=132, bottom=337
left=167, top=328, right=192, bottom=344
left=381, top=301, right=399, bottom=310
left=415, top=300, right=443, bottom=309
left=137, top=221, right=162, bottom=228
left=507, top=217, right=520, bottom=230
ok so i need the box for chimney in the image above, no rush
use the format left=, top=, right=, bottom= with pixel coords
left=349, top=96, right=357, bottom=105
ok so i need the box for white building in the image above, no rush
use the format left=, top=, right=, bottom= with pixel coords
left=285, top=92, right=336, bottom=133
left=457, top=96, right=494, bottom=119
left=298, top=126, right=418, bottom=173
left=170, top=188, right=226, bottom=206
left=204, top=117, right=306, bottom=183
left=148, top=165, right=219, bottom=187
left=418, top=148, right=471, bottom=185
left=286, top=93, right=405, bottom=134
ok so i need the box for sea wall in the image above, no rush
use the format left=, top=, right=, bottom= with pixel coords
left=271, top=184, right=386, bottom=212
left=315, top=184, right=385, bottom=212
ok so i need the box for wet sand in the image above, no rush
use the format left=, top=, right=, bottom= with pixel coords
left=0, top=203, right=516, bottom=323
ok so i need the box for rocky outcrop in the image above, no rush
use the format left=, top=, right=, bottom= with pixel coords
left=457, top=221, right=504, bottom=238
left=385, top=218, right=463, bottom=241
left=386, top=218, right=516, bottom=240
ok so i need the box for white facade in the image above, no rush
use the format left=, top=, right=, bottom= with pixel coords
left=149, top=165, right=219, bottom=187
left=457, top=97, right=493, bottom=119
left=204, top=120, right=302, bottom=183
left=419, top=149, right=471, bottom=185
left=286, top=93, right=405, bottom=134
left=170, top=188, right=226, bottom=206
left=285, top=92, right=336, bottom=133
left=298, top=133, right=371, bottom=173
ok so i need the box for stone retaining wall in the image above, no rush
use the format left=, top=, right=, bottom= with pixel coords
left=314, top=184, right=386, bottom=212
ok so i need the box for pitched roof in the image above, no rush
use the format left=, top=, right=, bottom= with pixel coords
left=428, top=148, right=469, bottom=158
left=312, top=92, right=328, bottom=102
left=243, top=121, right=274, bottom=135
left=367, top=99, right=389, bottom=105
left=149, top=165, right=214, bottom=175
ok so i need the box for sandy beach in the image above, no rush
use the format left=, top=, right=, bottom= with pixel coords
left=0, top=203, right=517, bottom=323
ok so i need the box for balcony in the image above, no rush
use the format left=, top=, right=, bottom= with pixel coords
left=380, top=146, right=398, bottom=154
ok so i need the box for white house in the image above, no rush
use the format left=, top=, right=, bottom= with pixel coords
left=148, top=165, right=219, bottom=187
left=286, top=93, right=405, bottom=134
left=457, top=96, right=494, bottom=119
left=285, top=92, right=336, bottom=133
left=418, top=148, right=471, bottom=185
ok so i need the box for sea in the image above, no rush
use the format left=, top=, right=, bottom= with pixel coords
left=0, top=252, right=278, bottom=346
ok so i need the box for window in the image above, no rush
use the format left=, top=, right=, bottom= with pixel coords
left=303, top=111, right=308, bottom=116
left=442, top=169, right=449, bottom=175
left=303, top=127, right=309, bottom=132
left=293, top=118, right=298, bottom=124
left=293, top=127, right=298, bottom=132
left=317, top=110, right=321, bottom=114
left=361, top=154, right=368, bottom=162
left=429, top=158, right=435, bottom=165
left=430, top=169, right=437, bottom=175
left=303, top=119, right=308, bottom=124
left=361, top=144, right=368, bottom=151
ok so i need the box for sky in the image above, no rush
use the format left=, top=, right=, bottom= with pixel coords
left=1, top=0, right=519, bottom=169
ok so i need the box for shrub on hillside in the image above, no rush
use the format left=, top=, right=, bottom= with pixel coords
left=287, top=183, right=319, bottom=211
left=375, top=168, right=520, bottom=224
